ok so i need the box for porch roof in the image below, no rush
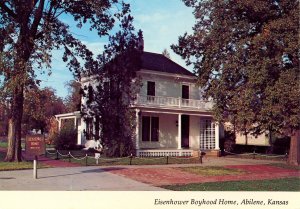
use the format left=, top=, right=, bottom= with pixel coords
left=55, top=111, right=81, bottom=120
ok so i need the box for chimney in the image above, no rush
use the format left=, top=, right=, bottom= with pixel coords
left=137, top=30, right=144, bottom=51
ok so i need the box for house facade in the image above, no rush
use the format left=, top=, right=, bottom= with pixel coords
left=56, top=51, right=222, bottom=157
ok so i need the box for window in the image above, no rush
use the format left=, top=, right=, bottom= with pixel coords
left=85, top=118, right=94, bottom=140
left=199, top=119, right=215, bottom=150
left=147, top=81, right=155, bottom=96
left=182, top=85, right=189, bottom=99
left=151, top=117, right=159, bottom=141
left=142, top=116, right=150, bottom=141
left=142, top=116, right=159, bottom=141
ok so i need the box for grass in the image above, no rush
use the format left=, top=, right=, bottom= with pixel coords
left=0, top=150, right=50, bottom=171
left=177, top=166, right=246, bottom=176
left=162, top=177, right=300, bottom=191
left=45, top=150, right=202, bottom=166
left=269, top=163, right=300, bottom=170
left=0, top=141, right=25, bottom=149
left=0, top=141, right=8, bottom=148
left=225, top=153, right=287, bottom=161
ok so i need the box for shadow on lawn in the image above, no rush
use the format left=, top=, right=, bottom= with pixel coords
left=38, top=167, right=125, bottom=179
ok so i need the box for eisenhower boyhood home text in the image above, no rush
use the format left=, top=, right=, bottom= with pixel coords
left=154, top=198, right=289, bottom=206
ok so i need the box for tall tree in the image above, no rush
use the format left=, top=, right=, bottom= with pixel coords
left=162, top=48, right=171, bottom=59
left=0, top=0, right=131, bottom=161
left=23, top=86, right=65, bottom=134
left=81, top=15, right=142, bottom=157
left=64, top=80, right=81, bottom=112
left=172, top=0, right=299, bottom=165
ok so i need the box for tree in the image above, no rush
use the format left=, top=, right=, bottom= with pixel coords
left=0, top=1, right=131, bottom=161
left=64, top=80, right=81, bottom=112
left=81, top=15, right=142, bottom=157
left=172, top=0, right=299, bottom=165
left=162, top=48, right=171, bottom=59
left=23, top=86, right=65, bottom=134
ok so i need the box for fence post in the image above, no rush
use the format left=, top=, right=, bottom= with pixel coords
left=45, top=150, right=47, bottom=158
left=129, top=153, right=133, bottom=165
left=56, top=150, right=59, bottom=160
left=85, top=154, right=88, bottom=166
left=253, top=150, right=256, bottom=159
left=166, top=154, right=169, bottom=164
left=68, top=151, right=71, bottom=162
left=199, top=151, right=203, bottom=164
left=33, top=155, right=38, bottom=179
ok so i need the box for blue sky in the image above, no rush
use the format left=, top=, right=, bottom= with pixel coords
left=38, top=0, right=195, bottom=98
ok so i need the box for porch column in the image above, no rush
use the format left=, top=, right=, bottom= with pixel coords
left=178, top=113, right=182, bottom=149
left=215, top=122, right=220, bottom=150
left=135, top=109, right=140, bottom=151
left=58, top=118, right=61, bottom=131
left=74, top=116, right=77, bottom=129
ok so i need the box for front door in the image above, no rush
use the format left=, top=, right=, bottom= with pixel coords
left=181, top=115, right=189, bottom=148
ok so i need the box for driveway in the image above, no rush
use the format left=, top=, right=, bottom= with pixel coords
left=0, top=166, right=167, bottom=191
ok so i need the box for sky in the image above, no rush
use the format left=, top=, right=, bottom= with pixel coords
left=37, top=0, right=195, bottom=98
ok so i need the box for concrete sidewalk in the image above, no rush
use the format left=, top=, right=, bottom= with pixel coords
left=0, top=166, right=167, bottom=191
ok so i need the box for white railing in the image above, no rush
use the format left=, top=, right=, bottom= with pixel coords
left=137, top=149, right=193, bottom=157
left=134, top=95, right=213, bottom=110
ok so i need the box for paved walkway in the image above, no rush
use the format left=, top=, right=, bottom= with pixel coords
left=1, top=147, right=299, bottom=190
left=0, top=166, right=167, bottom=191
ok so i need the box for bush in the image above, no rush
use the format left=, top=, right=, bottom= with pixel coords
left=53, top=125, right=77, bottom=150
left=267, top=136, right=290, bottom=155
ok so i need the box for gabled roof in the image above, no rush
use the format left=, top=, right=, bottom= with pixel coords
left=141, top=52, right=194, bottom=76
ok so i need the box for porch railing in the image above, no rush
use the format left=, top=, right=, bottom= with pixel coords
left=134, top=95, right=213, bottom=110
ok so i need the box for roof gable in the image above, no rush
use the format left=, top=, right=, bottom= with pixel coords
left=141, top=52, right=194, bottom=76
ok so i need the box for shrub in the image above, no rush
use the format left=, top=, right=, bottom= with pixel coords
left=53, top=124, right=77, bottom=150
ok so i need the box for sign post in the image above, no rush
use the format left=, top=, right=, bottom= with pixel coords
left=25, top=135, right=46, bottom=179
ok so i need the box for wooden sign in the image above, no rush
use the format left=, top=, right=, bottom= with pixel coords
left=25, top=134, right=46, bottom=156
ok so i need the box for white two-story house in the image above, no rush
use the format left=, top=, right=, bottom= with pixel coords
left=55, top=51, right=222, bottom=157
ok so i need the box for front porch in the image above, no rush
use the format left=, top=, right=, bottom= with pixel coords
left=134, top=108, right=221, bottom=157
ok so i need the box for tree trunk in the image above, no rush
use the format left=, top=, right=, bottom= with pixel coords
left=5, top=84, right=24, bottom=162
left=288, top=130, right=300, bottom=166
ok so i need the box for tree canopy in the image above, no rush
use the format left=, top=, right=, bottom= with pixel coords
left=173, top=0, right=299, bottom=164
left=0, top=0, right=132, bottom=161
left=64, top=80, right=81, bottom=112
left=173, top=0, right=299, bottom=135
left=81, top=16, right=143, bottom=157
left=23, top=86, right=65, bottom=134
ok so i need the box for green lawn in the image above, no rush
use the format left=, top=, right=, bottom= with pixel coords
left=225, top=154, right=287, bottom=161
left=177, top=166, right=246, bottom=176
left=162, top=177, right=300, bottom=191
left=0, top=141, right=25, bottom=149
left=0, top=141, right=8, bottom=148
left=0, top=150, right=50, bottom=171
left=269, top=163, right=300, bottom=170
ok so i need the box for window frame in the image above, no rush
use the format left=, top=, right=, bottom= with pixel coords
left=141, top=116, right=159, bottom=142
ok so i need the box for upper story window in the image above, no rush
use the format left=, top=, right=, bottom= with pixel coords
left=182, top=85, right=189, bottom=99
left=147, top=81, right=155, bottom=96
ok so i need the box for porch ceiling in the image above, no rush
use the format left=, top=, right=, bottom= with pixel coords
left=135, top=107, right=213, bottom=117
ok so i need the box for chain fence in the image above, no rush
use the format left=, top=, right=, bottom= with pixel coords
left=223, top=149, right=288, bottom=160
left=44, top=150, right=204, bottom=166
